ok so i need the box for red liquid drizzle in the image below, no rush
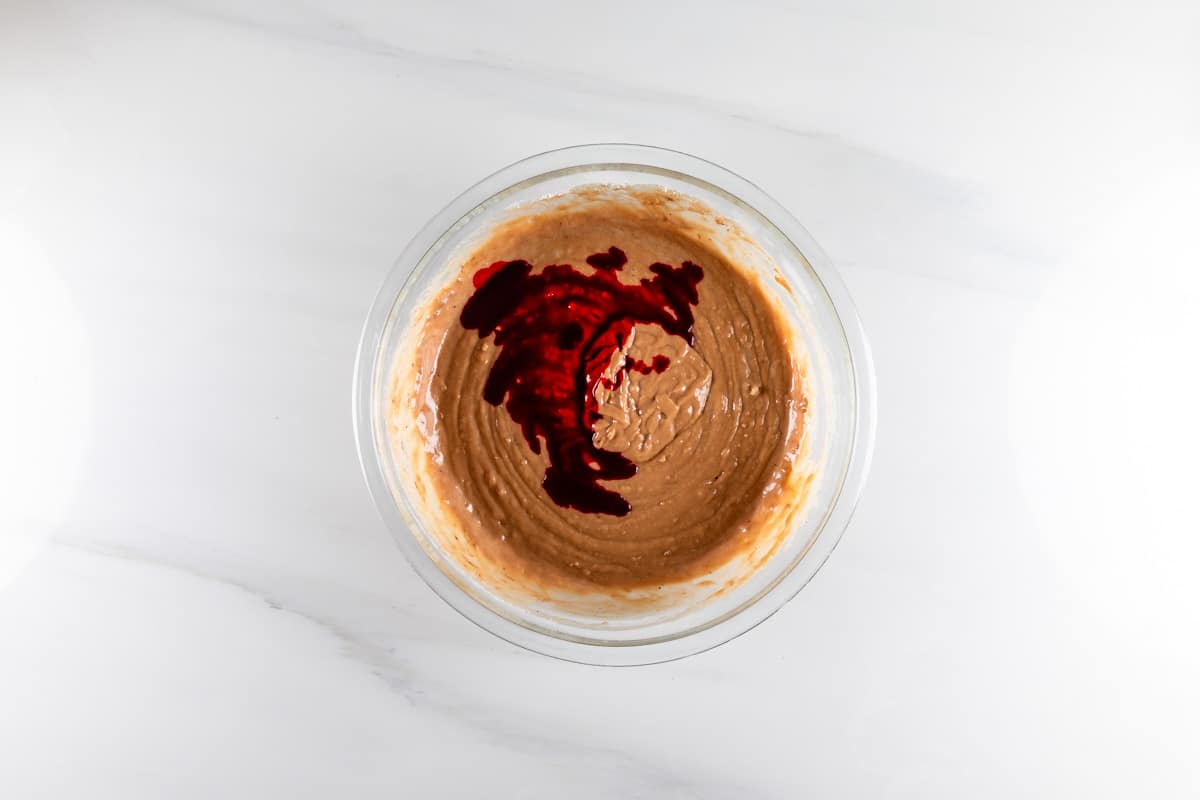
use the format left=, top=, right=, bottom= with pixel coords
left=459, top=246, right=704, bottom=516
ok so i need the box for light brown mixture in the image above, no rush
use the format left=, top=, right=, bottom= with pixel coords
left=397, top=187, right=807, bottom=592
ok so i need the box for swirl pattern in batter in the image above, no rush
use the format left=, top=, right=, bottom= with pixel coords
left=396, top=187, right=807, bottom=591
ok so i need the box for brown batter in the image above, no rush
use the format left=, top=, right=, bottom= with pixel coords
left=394, top=186, right=807, bottom=593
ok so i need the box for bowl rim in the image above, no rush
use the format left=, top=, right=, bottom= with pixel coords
left=352, top=143, right=876, bottom=665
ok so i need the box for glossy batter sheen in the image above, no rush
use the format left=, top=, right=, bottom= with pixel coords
left=399, top=187, right=806, bottom=591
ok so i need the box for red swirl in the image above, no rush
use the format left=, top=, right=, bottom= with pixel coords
left=459, top=247, right=704, bottom=516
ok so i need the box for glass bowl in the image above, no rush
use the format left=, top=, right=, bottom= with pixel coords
left=353, top=144, right=875, bottom=665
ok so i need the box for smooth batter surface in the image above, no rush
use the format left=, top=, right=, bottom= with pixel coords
left=398, top=187, right=807, bottom=591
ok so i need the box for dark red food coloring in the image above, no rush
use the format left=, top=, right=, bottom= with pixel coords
left=459, top=246, right=704, bottom=516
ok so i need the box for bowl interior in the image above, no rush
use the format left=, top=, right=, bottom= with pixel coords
left=355, top=146, right=873, bottom=664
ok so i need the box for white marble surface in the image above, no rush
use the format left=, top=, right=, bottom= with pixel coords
left=3, top=1, right=1199, bottom=797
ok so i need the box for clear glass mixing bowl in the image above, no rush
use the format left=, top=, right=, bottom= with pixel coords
left=353, top=144, right=875, bottom=665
